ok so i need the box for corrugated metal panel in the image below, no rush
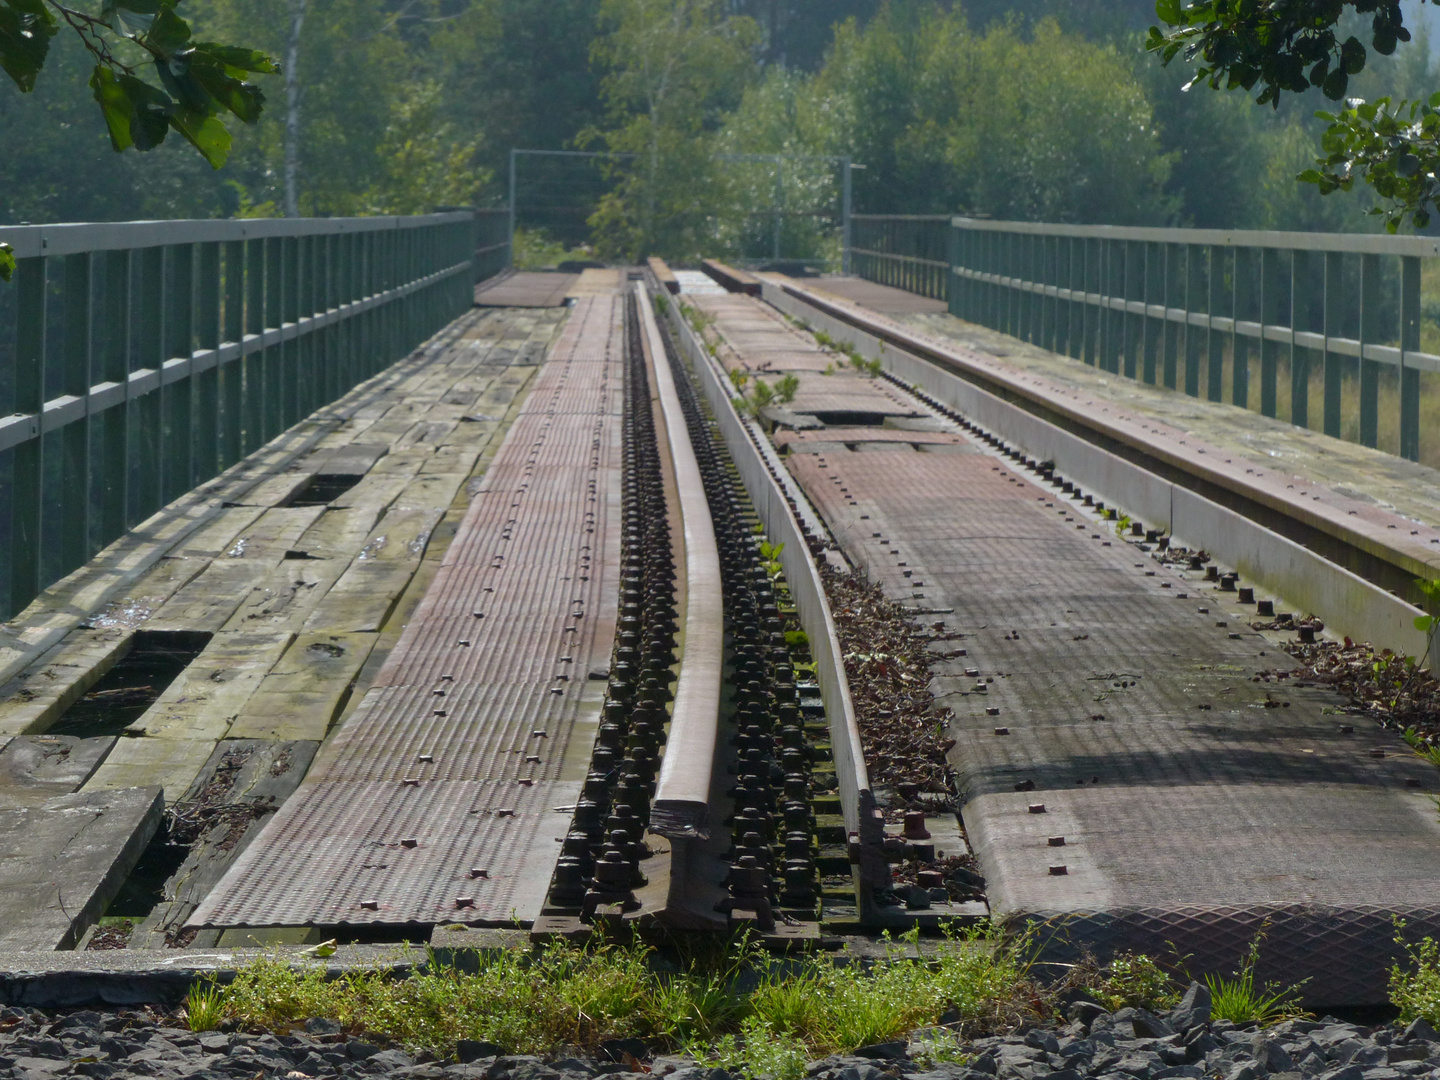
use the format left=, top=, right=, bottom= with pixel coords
left=189, top=296, right=625, bottom=929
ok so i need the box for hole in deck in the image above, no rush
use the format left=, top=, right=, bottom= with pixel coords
left=288, top=473, right=364, bottom=507
left=808, top=411, right=892, bottom=427
left=48, top=631, right=212, bottom=738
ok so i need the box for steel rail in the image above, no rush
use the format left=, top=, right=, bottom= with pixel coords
left=637, top=284, right=725, bottom=841
left=658, top=284, right=884, bottom=919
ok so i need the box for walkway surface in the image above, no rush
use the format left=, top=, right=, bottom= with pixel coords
left=815, top=277, right=1440, bottom=539
left=688, top=287, right=1440, bottom=1004
left=190, top=291, right=626, bottom=931
left=0, top=305, right=563, bottom=949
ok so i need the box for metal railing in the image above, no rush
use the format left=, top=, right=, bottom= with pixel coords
left=474, top=207, right=511, bottom=282
left=0, top=211, right=476, bottom=620
left=851, top=215, right=950, bottom=301
left=852, top=215, right=1440, bottom=465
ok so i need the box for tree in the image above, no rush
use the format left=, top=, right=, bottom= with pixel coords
left=586, top=0, right=760, bottom=260
left=1148, top=0, right=1440, bottom=231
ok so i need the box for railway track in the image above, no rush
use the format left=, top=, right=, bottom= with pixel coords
left=10, top=259, right=1440, bottom=1006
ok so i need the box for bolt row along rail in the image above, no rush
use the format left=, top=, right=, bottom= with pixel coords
left=0, top=212, right=489, bottom=623
left=850, top=214, right=1440, bottom=464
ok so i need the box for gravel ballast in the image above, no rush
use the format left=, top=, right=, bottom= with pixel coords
left=0, top=983, right=1434, bottom=1080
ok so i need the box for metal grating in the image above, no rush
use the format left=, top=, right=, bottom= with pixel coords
left=190, top=295, right=625, bottom=929
left=767, top=342, right=1440, bottom=1002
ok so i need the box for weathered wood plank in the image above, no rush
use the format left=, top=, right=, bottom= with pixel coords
left=219, top=559, right=348, bottom=633
left=0, top=735, right=117, bottom=806
left=0, top=629, right=133, bottom=736
left=123, top=632, right=292, bottom=741
left=0, top=786, right=163, bottom=950
left=145, top=560, right=274, bottom=633
left=227, top=632, right=374, bottom=741
left=82, top=738, right=217, bottom=800
left=301, top=561, right=418, bottom=633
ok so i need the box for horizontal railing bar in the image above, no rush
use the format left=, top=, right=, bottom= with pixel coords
left=850, top=247, right=948, bottom=269
left=951, top=215, right=1440, bottom=256
left=0, top=211, right=473, bottom=257
left=0, top=257, right=472, bottom=455
left=951, top=266, right=1440, bottom=374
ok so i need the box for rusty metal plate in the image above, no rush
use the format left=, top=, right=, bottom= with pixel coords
left=474, top=272, right=579, bottom=308
left=780, top=386, right=1440, bottom=1003
left=189, top=295, right=625, bottom=930
left=189, top=779, right=579, bottom=927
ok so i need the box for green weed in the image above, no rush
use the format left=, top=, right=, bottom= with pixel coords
left=1092, top=953, right=1180, bottom=1013
left=184, top=981, right=225, bottom=1032
left=1203, top=933, right=1306, bottom=1025
left=730, top=369, right=750, bottom=392
left=752, top=379, right=775, bottom=409
left=206, top=926, right=1039, bottom=1061
left=1391, top=925, right=1440, bottom=1026
left=776, top=373, right=799, bottom=404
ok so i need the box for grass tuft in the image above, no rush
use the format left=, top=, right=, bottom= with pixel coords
left=1203, top=932, right=1306, bottom=1025
left=205, top=926, right=1042, bottom=1061
left=184, top=981, right=225, bottom=1032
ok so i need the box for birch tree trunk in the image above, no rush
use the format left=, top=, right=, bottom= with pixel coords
left=283, top=0, right=307, bottom=218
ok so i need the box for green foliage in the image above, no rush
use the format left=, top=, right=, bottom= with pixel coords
left=758, top=539, right=784, bottom=579
left=1091, top=953, right=1180, bottom=1014
left=775, top=373, right=798, bottom=404
left=1203, top=932, right=1307, bottom=1026
left=209, top=926, right=1039, bottom=1060
left=184, top=981, right=224, bottom=1031
left=751, top=377, right=774, bottom=408
left=0, top=0, right=279, bottom=169
left=1393, top=925, right=1440, bottom=1026
left=1149, top=0, right=1440, bottom=230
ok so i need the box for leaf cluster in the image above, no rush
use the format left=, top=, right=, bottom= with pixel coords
left=1147, top=0, right=1407, bottom=108
left=0, top=0, right=278, bottom=169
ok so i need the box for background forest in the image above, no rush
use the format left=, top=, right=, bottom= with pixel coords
left=6, top=0, right=1440, bottom=260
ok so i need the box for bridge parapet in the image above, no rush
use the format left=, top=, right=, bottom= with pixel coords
left=852, top=214, right=1440, bottom=466
left=0, top=211, right=478, bottom=620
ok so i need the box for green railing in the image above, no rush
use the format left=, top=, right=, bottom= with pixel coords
left=851, top=215, right=950, bottom=302
left=0, top=211, right=477, bottom=620
left=474, top=207, right=511, bottom=282
left=852, top=215, right=1440, bottom=465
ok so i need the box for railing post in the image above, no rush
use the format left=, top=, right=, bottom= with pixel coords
left=133, top=246, right=163, bottom=522
left=10, top=254, right=45, bottom=614
left=99, top=249, right=130, bottom=543
left=1233, top=247, right=1253, bottom=408
left=1124, top=239, right=1142, bottom=380
left=196, top=241, right=221, bottom=483
left=1103, top=239, right=1122, bottom=375
left=1290, top=249, right=1312, bottom=429
left=58, top=252, right=92, bottom=575
left=221, top=239, right=244, bottom=468
left=1260, top=247, right=1281, bottom=418
left=1143, top=241, right=1162, bottom=384
left=1184, top=244, right=1204, bottom=397
left=1322, top=251, right=1344, bottom=439
left=1207, top=245, right=1225, bottom=402
left=1401, top=254, right=1421, bottom=461
left=163, top=243, right=196, bottom=503
left=1359, top=252, right=1381, bottom=447
left=1163, top=244, right=1181, bottom=389
left=243, top=235, right=265, bottom=454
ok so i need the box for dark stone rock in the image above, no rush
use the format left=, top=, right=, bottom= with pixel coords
left=198, top=1036, right=228, bottom=1055
left=456, top=1043, right=505, bottom=1066
left=1253, top=1037, right=1295, bottom=1074
left=368, top=1049, right=416, bottom=1070
left=1066, top=1002, right=1106, bottom=1028
left=549, top=1058, right=598, bottom=1077
left=1385, top=1045, right=1428, bottom=1065
left=1223, top=1064, right=1262, bottom=1080
left=307, top=1019, right=343, bottom=1037
left=347, top=1042, right=382, bottom=1061
left=854, top=1043, right=908, bottom=1061
left=837, top=1066, right=891, bottom=1080
left=598, top=1040, right=648, bottom=1064
left=1130, top=1011, right=1174, bottom=1040
left=100, top=1039, right=133, bottom=1061
left=1317, top=1067, right=1365, bottom=1080
left=1399, top=1019, right=1438, bottom=1045
left=73, top=1063, right=115, bottom=1079
left=1168, top=986, right=1210, bottom=1035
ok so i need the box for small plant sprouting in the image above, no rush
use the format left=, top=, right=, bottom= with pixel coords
left=1412, top=576, right=1440, bottom=670
left=752, top=379, right=775, bottom=409
left=759, top=540, right=786, bottom=580
left=730, top=369, right=750, bottom=392
left=653, top=293, right=670, bottom=317
left=1115, top=513, right=1132, bottom=537
left=776, top=373, right=799, bottom=404
left=184, top=981, right=225, bottom=1032
left=1203, top=927, right=1307, bottom=1025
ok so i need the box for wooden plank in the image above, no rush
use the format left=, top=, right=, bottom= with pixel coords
left=123, top=631, right=293, bottom=741
left=145, top=560, right=273, bottom=633
left=0, top=629, right=133, bottom=736
left=219, top=559, right=348, bottom=633
left=0, top=735, right=117, bottom=806
left=328, top=472, right=411, bottom=511
left=290, top=506, right=386, bottom=560
left=419, top=444, right=483, bottom=475
left=222, top=505, right=328, bottom=560
left=85, top=557, right=210, bottom=632
left=82, top=738, right=217, bottom=800
left=128, top=739, right=318, bottom=949
left=0, top=786, right=163, bottom=950
left=227, top=632, right=375, bottom=741
left=302, top=561, right=419, bottom=633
